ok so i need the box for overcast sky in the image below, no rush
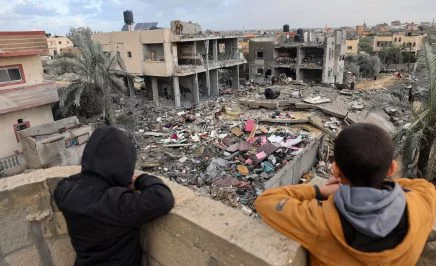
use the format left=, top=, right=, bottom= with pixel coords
left=1, top=0, right=435, bottom=35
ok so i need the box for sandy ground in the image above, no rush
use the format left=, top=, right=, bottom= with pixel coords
left=356, top=74, right=399, bottom=90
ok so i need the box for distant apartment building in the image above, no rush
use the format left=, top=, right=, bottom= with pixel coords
left=345, top=39, right=359, bottom=55
left=406, top=22, right=419, bottom=32
left=249, top=30, right=347, bottom=84
left=92, top=13, right=246, bottom=107
left=47, top=36, right=74, bottom=57
left=375, top=23, right=389, bottom=33
left=391, top=20, right=402, bottom=27
left=373, top=33, right=425, bottom=54
left=356, top=23, right=369, bottom=37
left=0, top=31, right=59, bottom=175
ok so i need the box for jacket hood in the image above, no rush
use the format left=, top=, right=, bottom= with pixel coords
left=334, top=181, right=406, bottom=238
left=81, top=126, right=137, bottom=187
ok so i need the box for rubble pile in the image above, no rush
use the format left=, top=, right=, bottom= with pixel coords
left=97, top=74, right=414, bottom=214
left=133, top=97, right=321, bottom=210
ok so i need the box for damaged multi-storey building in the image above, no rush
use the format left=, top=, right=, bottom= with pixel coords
left=92, top=11, right=246, bottom=107
left=249, top=27, right=346, bottom=84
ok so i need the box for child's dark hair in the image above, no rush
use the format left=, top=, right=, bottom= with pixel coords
left=334, top=123, right=394, bottom=188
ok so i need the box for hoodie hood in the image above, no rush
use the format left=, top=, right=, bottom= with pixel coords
left=334, top=182, right=406, bottom=238
left=81, top=126, right=137, bottom=187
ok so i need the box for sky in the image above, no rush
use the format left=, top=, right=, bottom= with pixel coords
left=1, top=0, right=435, bottom=35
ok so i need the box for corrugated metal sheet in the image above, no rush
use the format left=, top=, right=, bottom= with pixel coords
left=0, top=82, right=59, bottom=114
left=0, top=31, right=49, bottom=57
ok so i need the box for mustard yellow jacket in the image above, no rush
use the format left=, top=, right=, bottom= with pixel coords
left=255, top=179, right=435, bottom=266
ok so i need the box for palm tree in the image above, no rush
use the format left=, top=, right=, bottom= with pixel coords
left=395, top=42, right=436, bottom=180
left=58, top=30, right=127, bottom=124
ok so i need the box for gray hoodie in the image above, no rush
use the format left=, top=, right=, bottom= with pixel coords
left=334, top=182, right=406, bottom=238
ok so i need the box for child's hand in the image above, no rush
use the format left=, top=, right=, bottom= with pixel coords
left=326, top=176, right=341, bottom=185
left=319, top=183, right=340, bottom=198
left=128, top=175, right=139, bottom=190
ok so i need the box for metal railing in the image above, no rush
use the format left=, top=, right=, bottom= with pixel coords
left=0, top=154, right=20, bottom=171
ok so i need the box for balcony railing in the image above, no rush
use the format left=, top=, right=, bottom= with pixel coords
left=0, top=154, right=20, bottom=172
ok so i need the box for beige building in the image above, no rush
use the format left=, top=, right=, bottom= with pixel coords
left=345, top=39, right=359, bottom=55
left=92, top=24, right=246, bottom=107
left=0, top=31, right=59, bottom=175
left=373, top=33, right=425, bottom=54
left=47, top=36, right=74, bottom=57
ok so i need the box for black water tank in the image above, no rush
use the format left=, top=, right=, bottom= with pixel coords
left=283, top=24, right=290, bottom=32
left=297, top=28, right=304, bottom=39
left=295, top=34, right=301, bottom=42
left=123, top=10, right=134, bottom=25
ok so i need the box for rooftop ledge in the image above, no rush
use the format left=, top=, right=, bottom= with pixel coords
left=0, top=166, right=434, bottom=265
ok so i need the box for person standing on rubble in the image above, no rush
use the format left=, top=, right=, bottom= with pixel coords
left=408, top=87, right=415, bottom=107
left=350, top=73, right=356, bottom=90
left=54, top=127, right=174, bottom=266
left=255, top=123, right=435, bottom=266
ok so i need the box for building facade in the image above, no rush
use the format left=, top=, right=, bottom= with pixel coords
left=0, top=31, right=59, bottom=176
left=345, top=39, right=359, bottom=55
left=249, top=30, right=346, bottom=84
left=92, top=26, right=246, bottom=107
left=47, top=36, right=74, bottom=57
left=373, top=33, right=425, bottom=54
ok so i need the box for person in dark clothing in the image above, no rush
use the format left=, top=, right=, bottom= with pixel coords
left=54, top=127, right=174, bottom=266
left=408, top=87, right=415, bottom=106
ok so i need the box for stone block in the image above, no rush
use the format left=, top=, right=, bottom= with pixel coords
left=41, top=212, right=69, bottom=239
left=4, top=245, right=42, bottom=266
left=144, top=196, right=304, bottom=266
left=0, top=211, right=34, bottom=255
left=145, top=221, right=211, bottom=266
left=47, top=237, right=76, bottom=266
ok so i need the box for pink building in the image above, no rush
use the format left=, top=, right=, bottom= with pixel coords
left=0, top=31, right=59, bottom=176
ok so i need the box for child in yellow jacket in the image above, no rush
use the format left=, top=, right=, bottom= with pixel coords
left=255, top=123, right=435, bottom=266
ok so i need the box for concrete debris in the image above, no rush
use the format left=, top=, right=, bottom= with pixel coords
left=303, top=96, right=332, bottom=104
left=351, top=101, right=364, bottom=110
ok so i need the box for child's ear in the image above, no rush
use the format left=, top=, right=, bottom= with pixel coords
left=333, top=162, right=350, bottom=185
left=332, top=162, right=342, bottom=179
left=387, top=160, right=398, bottom=178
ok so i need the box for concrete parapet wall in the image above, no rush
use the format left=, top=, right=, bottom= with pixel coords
left=0, top=167, right=306, bottom=266
left=0, top=166, right=434, bottom=266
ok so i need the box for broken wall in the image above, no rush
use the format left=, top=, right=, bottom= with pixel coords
left=248, top=39, right=275, bottom=83
left=18, top=117, right=92, bottom=169
left=170, top=21, right=202, bottom=35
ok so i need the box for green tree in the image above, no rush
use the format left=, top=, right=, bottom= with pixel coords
left=345, top=54, right=380, bottom=78
left=58, top=28, right=126, bottom=124
left=358, top=37, right=374, bottom=54
left=378, top=47, right=403, bottom=69
left=395, top=43, right=436, bottom=180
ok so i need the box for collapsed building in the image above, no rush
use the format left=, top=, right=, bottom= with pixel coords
left=92, top=11, right=246, bottom=107
left=249, top=28, right=346, bottom=84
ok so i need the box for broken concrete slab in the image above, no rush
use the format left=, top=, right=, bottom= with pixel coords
left=303, top=96, right=332, bottom=104
left=346, top=112, right=396, bottom=134
left=318, top=105, right=348, bottom=119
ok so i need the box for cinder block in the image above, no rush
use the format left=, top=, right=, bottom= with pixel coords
left=4, top=245, right=42, bottom=266
left=47, top=237, right=76, bottom=266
